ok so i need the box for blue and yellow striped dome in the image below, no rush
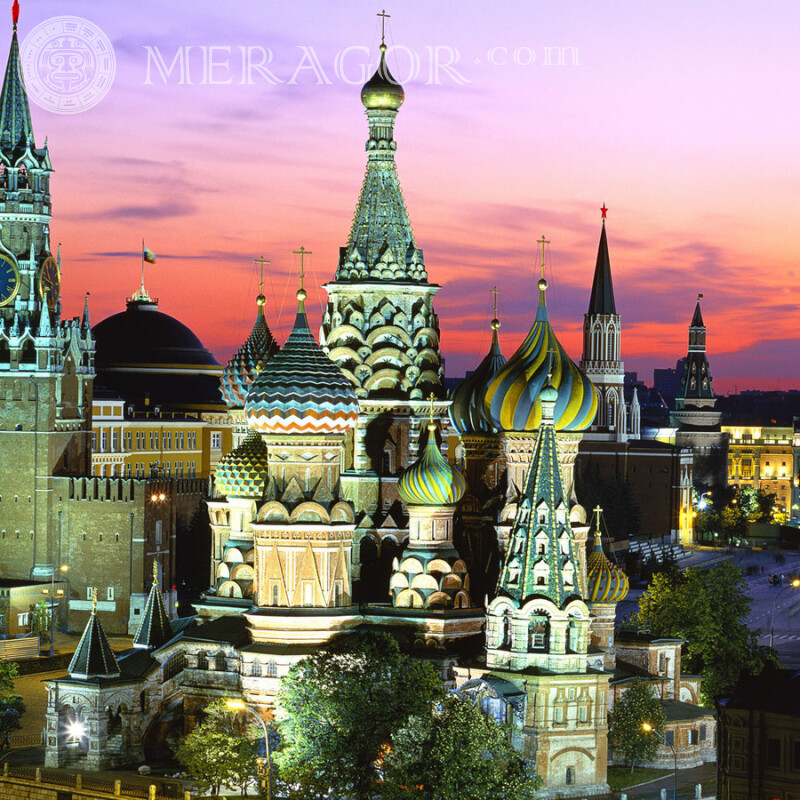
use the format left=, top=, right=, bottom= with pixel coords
left=245, top=292, right=359, bottom=435
left=484, top=287, right=597, bottom=432
left=586, top=532, right=629, bottom=603
left=215, top=429, right=269, bottom=499
left=399, top=425, right=466, bottom=506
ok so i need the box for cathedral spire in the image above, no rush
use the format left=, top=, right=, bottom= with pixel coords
left=133, top=560, right=173, bottom=650
left=678, top=293, right=714, bottom=401
left=0, top=0, right=34, bottom=156
left=68, top=587, right=120, bottom=680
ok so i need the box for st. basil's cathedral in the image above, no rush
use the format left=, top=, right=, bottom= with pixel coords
left=0, top=12, right=718, bottom=798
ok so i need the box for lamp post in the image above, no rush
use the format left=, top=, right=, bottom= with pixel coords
left=770, top=578, right=800, bottom=647
left=42, top=564, right=68, bottom=657
left=226, top=699, right=270, bottom=800
left=642, top=722, right=676, bottom=800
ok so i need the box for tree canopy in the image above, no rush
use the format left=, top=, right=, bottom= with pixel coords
left=275, top=632, right=445, bottom=800
left=384, top=695, right=539, bottom=800
left=632, top=562, right=778, bottom=704
left=176, top=699, right=260, bottom=797
left=0, top=660, right=25, bottom=751
left=609, top=679, right=666, bottom=772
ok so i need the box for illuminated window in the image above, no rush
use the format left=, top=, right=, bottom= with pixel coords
left=211, top=432, right=221, bottom=450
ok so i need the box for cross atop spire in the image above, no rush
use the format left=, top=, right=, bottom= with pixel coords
left=536, top=235, right=550, bottom=281
left=593, top=505, right=603, bottom=531
left=293, top=246, right=311, bottom=304
left=377, top=9, right=390, bottom=45
left=253, top=255, right=269, bottom=307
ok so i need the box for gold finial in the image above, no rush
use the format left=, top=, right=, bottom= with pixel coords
left=253, top=255, right=269, bottom=307
left=152, top=558, right=159, bottom=584
left=427, top=392, right=436, bottom=432
left=293, top=246, right=311, bottom=302
left=593, top=505, right=603, bottom=533
left=697, top=292, right=704, bottom=302
left=490, top=286, right=500, bottom=330
left=377, top=9, right=391, bottom=47
left=91, top=586, right=98, bottom=614
left=536, top=235, right=550, bottom=291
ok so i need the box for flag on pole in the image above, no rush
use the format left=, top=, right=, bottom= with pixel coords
left=143, top=245, right=156, bottom=264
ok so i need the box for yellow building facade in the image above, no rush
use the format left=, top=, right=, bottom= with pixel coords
left=724, top=426, right=794, bottom=515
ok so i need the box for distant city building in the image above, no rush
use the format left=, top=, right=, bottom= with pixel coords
left=717, top=668, right=800, bottom=800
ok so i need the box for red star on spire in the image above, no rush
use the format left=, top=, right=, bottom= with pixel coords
left=600, top=203, right=608, bottom=220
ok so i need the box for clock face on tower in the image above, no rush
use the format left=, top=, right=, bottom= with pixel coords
left=0, top=253, right=20, bottom=307
left=38, top=255, right=60, bottom=310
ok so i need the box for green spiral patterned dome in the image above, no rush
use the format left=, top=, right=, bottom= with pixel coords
left=484, top=283, right=598, bottom=432
left=586, top=531, right=629, bottom=603
left=215, top=429, right=268, bottom=499
left=399, top=424, right=466, bottom=506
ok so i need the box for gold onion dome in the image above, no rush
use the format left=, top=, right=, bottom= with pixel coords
left=484, top=282, right=598, bottom=432
left=219, top=296, right=279, bottom=408
left=586, top=531, right=629, bottom=603
left=450, top=317, right=506, bottom=435
left=245, top=290, right=359, bottom=435
left=214, top=429, right=269, bottom=500
left=398, top=424, right=466, bottom=506
left=361, top=44, right=405, bottom=110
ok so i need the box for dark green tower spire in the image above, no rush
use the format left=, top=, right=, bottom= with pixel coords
left=0, top=0, right=33, bottom=155
left=496, top=379, right=581, bottom=608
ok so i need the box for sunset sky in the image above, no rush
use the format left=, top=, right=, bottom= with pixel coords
left=18, top=0, right=800, bottom=392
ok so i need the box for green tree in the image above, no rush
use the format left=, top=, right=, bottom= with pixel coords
left=31, top=599, right=51, bottom=639
left=176, top=699, right=259, bottom=797
left=0, top=661, right=25, bottom=751
left=384, top=695, right=540, bottom=800
left=609, top=679, right=666, bottom=772
left=633, top=562, right=779, bottom=704
left=275, top=632, right=445, bottom=800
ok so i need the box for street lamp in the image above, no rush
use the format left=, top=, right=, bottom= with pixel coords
left=42, top=564, right=68, bottom=657
left=226, top=698, right=270, bottom=799
left=770, top=578, right=800, bottom=647
left=642, top=722, right=676, bottom=800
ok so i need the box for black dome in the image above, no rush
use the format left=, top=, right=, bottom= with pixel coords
left=93, top=297, right=225, bottom=411
left=93, top=298, right=220, bottom=369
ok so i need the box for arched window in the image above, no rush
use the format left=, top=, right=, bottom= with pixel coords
left=20, top=341, right=35, bottom=365
left=251, top=658, right=262, bottom=677
left=266, top=659, right=278, bottom=678
left=197, top=651, right=208, bottom=670
left=214, top=651, right=226, bottom=671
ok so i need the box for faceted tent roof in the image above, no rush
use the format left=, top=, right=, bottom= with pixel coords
left=245, top=294, right=359, bottom=435
left=496, top=392, right=581, bottom=608
left=68, top=601, right=120, bottom=680
left=133, top=565, right=173, bottom=650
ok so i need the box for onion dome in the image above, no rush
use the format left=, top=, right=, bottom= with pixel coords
left=586, top=531, right=629, bottom=603
left=399, top=423, right=466, bottom=506
left=361, top=44, right=404, bottom=110
left=484, top=278, right=598, bottom=432
left=245, top=289, right=359, bottom=435
left=220, top=295, right=279, bottom=408
left=450, top=316, right=506, bottom=435
left=214, top=429, right=268, bottom=499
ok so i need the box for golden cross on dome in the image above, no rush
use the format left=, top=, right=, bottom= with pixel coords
left=293, top=246, right=311, bottom=292
left=91, top=586, right=98, bottom=614
left=427, top=392, right=436, bottom=427
left=377, top=9, right=391, bottom=44
left=547, top=345, right=557, bottom=381
left=593, top=505, right=603, bottom=530
left=152, top=558, right=159, bottom=584
left=536, top=235, right=550, bottom=280
left=253, top=255, right=270, bottom=296
left=490, top=286, right=500, bottom=318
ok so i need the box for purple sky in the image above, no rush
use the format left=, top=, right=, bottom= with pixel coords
left=18, top=0, right=800, bottom=392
